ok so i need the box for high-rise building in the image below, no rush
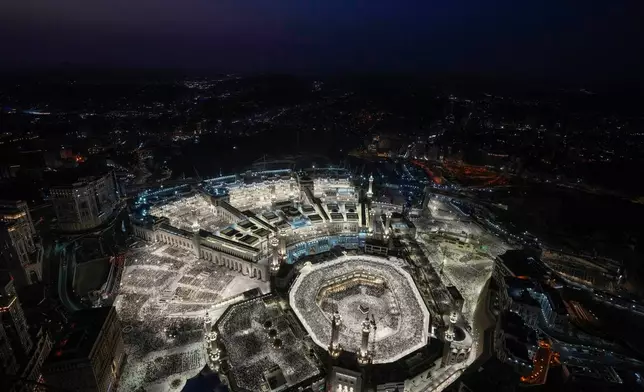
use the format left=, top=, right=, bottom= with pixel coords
left=49, top=170, right=130, bottom=308
left=0, top=317, right=19, bottom=377
left=42, top=306, right=125, bottom=392
left=0, top=272, right=52, bottom=392
left=50, top=171, right=121, bottom=233
left=0, top=200, right=41, bottom=287
left=0, top=274, right=33, bottom=359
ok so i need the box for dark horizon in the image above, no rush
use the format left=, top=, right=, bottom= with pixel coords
left=1, top=1, right=642, bottom=85
left=2, top=65, right=644, bottom=96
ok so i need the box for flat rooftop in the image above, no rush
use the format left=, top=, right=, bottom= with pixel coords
left=301, top=205, right=316, bottom=214
left=237, top=220, right=255, bottom=230
left=262, top=212, right=278, bottom=221
left=254, top=228, right=270, bottom=237
left=220, top=227, right=240, bottom=237
left=239, top=234, right=260, bottom=246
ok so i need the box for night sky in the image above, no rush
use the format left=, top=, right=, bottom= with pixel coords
left=1, top=0, right=642, bottom=82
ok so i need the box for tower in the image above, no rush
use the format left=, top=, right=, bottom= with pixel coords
left=270, top=237, right=281, bottom=274
left=328, top=312, right=342, bottom=358
left=49, top=171, right=120, bottom=233
left=358, top=316, right=372, bottom=365
left=368, top=209, right=376, bottom=234
left=192, top=231, right=201, bottom=257
left=0, top=200, right=40, bottom=287
left=42, top=307, right=124, bottom=392
left=0, top=274, right=33, bottom=358
left=366, top=175, right=374, bottom=199
left=441, top=311, right=459, bottom=367
left=0, top=271, right=53, bottom=391
left=279, top=236, right=286, bottom=260
left=384, top=212, right=392, bottom=238
left=204, top=311, right=212, bottom=333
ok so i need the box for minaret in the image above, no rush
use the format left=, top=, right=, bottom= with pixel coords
left=204, top=311, right=212, bottom=333
left=279, top=236, right=286, bottom=256
left=270, top=237, right=281, bottom=274
left=192, top=231, right=201, bottom=257
left=442, top=311, right=459, bottom=367
left=358, top=316, right=371, bottom=365
left=447, top=311, right=458, bottom=339
left=366, top=174, right=374, bottom=199
left=370, top=315, right=377, bottom=357
left=329, top=312, right=343, bottom=358
left=384, top=212, right=392, bottom=238
left=206, top=330, right=221, bottom=370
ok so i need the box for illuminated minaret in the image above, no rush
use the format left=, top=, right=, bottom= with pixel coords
left=329, top=312, right=343, bottom=358
left=384, top=212, right=392, bottom=238
left=279, top=236, right=286, bottom=256
left=270, top=237, right=281, bottom=273
left=358, top=316, right=372, bottom=365
left=446, top=311, right=458, bottom=339
left=366, top=174, right=374, bottom=199
left=441, top=311, right=459, bottom=367
left=205, top=329, right=220, bottom=370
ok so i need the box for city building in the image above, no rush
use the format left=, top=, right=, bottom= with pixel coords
left=0, top=273, right=33, bottom=363
left=493, top=312, right=537, bottom=376
left=0, top=272, right=52, bottom=392
left=0, top=200, right=41, bottom=287
left=50, top=171, right=121, bottom=233
left=49, top=169, right=131, bottom=308
left=501, top=277, right=569, bottom=333
left=42, top=306, right=125, bottom=392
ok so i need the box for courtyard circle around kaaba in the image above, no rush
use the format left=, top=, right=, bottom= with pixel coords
left=289, top=255, right=430, bottom=364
